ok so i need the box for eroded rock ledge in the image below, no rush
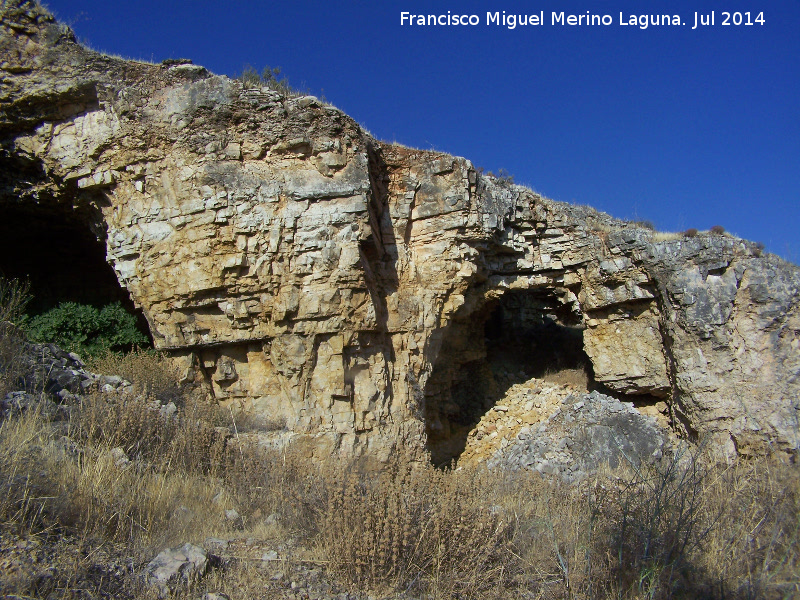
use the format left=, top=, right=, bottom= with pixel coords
left=2, top=1, right=798, bottom=462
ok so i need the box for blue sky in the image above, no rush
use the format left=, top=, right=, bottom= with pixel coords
left=43, top=1, right=799, bottom=261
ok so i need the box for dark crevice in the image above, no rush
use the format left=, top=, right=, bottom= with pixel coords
left=0, top=200, right=151, bottom=342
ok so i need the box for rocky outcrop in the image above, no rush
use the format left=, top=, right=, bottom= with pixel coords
left=2, top=1, right=798, bottom=462
left=0, top=339, right=133, bottom=415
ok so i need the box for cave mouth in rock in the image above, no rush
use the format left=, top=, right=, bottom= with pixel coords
left=0, top=201, right=151, bottom=341
left=425, top=288, right=595, bottom=466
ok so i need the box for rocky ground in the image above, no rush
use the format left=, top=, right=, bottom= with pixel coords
left=0, top=340, right=676, bottom=599
left=0, top=340, right=133, bottom=411
left=462, top=375, right=674, bottom=483
left=0, top=528, right=396, bottom=600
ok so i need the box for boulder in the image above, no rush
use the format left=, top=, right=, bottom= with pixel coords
left=144, top=543, right=209, bottom=597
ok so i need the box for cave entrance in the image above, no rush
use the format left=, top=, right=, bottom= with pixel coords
left=0, top=201, right=150, bottom=340
left=424, top=288, right=594, bottom=466
left=484, top=290, right=591, bottom=392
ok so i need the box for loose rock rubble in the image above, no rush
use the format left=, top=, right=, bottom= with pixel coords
left=1, top=341, right=133, bottom=418
left=462, top=378, right=672, bottom=483
left=461, top=379, right=575, bottom=465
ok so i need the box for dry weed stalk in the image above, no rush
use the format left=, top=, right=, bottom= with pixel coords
left=322, top=451, right=511, bottom=595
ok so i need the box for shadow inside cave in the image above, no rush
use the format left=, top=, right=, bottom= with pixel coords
left=0, top=200, right=151, bottom=341
left=424, top=288, right=597, bottom=466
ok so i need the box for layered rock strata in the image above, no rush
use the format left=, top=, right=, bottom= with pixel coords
left=2, top=1, right=798, bottom=462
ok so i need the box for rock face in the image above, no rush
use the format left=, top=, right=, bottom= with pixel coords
left=2, top=1, right=798, bottom=462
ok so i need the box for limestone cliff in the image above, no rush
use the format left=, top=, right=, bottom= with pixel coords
left=2, top=1, right=798, bottom=462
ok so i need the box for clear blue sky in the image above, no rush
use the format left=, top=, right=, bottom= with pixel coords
left=43, top=1, right=799, bottom=261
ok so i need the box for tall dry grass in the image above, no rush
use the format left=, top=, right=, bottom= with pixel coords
left=73, top=389, right=229, bottom=477
left=0, top=397, right=227, bottom=546
left=321, top=452, right=511, bottom=596
left=697, top=458, right=800, bottom=599
left=492, top=448, right=800, bottom=600
left=0, top=277, right=31, bottom=398
left=86, top=348, right=185, bottom=403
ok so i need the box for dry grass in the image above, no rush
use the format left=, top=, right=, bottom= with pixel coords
left=543, top=366, right=591, bottom=391
left=86, top=348, right=185, bottom=403
left=321, top=452, right=511, bottom=596
left=0, top=278, right=31, bottom=398
left=498, top=448, right=800, bottom=600
left=697, top=458, right=800, bottom=599
left=651, top=231, right=683, bottom=242
left=0, top=400, right=228, bottom=545
left=1, top=392, right=798, bottom=599
left=0, top=403, right=232, bottom=598
left=73, top=389, right=229, bottom=477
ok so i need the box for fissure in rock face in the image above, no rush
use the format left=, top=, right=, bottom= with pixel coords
left=2, top=1, right=799, bottom=462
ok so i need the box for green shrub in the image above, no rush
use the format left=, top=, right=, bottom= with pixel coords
left=24, top=301, right=148, bottom=357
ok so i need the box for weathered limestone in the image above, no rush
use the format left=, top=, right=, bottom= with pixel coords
left=144, top=543, right=209, bottom=597
left=2, top=1, right=798, bottom=462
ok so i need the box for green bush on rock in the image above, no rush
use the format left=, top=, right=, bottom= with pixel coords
left=24, top=301, right=148, bottom=357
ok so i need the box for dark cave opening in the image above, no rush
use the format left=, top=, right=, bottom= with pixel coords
left=0, top=202, right=151, bottom=341
left=484, top=291, right=592, bottom=389
left=425, top=289, right=595, bottom=466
